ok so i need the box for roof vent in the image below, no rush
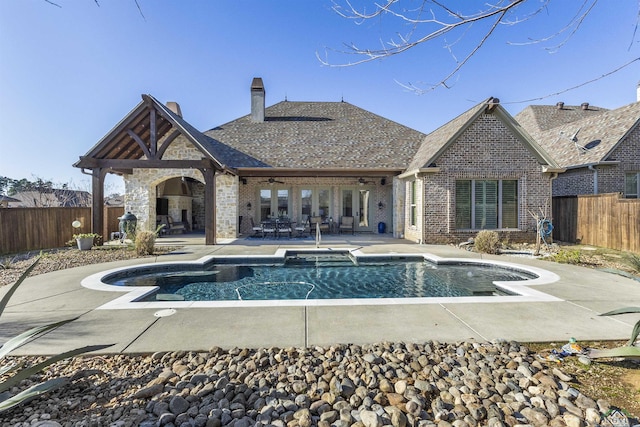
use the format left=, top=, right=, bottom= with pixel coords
left=166, top=102, right=182, bottom=118
left=251, top=77, right=265, bottom=123
left=581, top=102, right=589, bottom=110
left=485, top=97, right=500, bottom=112
left=556, top=102, right=564, bottom=110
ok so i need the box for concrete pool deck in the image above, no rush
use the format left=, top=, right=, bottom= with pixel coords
left=1, top=234, right=639, bottom=355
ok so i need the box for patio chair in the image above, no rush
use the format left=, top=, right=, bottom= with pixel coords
left=309, top=216, right=330, bottom=236
left=294, top=216, right=308, bottom=237
left=277, top=219, right=292, bottom=239
left=339, top=216, right=355, bottom=235
left=261, top=220, right=276, bottom=239
left=249, top=217, right=263, bottom=237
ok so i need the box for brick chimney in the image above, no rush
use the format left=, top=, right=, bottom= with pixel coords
left=251, top=77, right=265, bottom=122
left=166, top=102, right=182, bottom=117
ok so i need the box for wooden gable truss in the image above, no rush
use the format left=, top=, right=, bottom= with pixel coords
left=74, top=95, right=226, bottom=244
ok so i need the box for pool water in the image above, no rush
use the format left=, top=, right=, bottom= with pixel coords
left=104, top=253, right=537, bottom=302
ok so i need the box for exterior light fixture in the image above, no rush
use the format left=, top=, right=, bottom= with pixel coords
left=378, top=201, right=384, bottom=210
left=247, top=202, right=252, bottom=210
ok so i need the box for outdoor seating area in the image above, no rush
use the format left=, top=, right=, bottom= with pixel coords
left=156, top=215, right=187, bottom=235
left=338, top=216, right=354, bottom=234
left=246, top=216, right=349, bottom=239
left=248, top=217, right=302, bottom=239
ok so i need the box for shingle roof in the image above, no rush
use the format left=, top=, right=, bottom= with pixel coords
left=406, top=99, right=560, bottom=172
left=406, top=102, right=486, bottom=171
left=151, top=97, right=268, bottom=169
left=523, top=101, right=640, bottom=168
left=204, top=101, right=426, bottom=170
left=515, top=104, right=608, bottom=135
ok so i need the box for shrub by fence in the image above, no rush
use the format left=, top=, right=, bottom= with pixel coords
left=0, top=207, right=124, bottom=255
left=553, top=193, right=640, bottom=253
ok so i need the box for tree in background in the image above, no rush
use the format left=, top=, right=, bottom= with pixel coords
left=321, top=0, right=639, bottom=94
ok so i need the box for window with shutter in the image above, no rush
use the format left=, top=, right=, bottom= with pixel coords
left=455, top=179, right=518, bottom=229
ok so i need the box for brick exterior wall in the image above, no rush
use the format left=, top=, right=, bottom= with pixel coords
left=405, top=113, right=552, bottom=244
left=237, top=177, right=393, bottom=236
left=553, top=126, right=640, bottom=197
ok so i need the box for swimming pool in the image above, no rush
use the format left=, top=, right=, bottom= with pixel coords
left=105, top=252, right=535, bottom=301
left=82, top=249, right=561, bottom=308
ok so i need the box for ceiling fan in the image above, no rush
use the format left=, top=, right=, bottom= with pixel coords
left=261, top=178, right=285, bottom=185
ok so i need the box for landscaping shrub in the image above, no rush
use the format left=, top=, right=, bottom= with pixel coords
left=624, top=252, right=640, bottom=274
left=134, top=231, right=156, bottom=256
left=474, top=230, right=501, bottom=254
left=549, top=249, right=582, bottom=264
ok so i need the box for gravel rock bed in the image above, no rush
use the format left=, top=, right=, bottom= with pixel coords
left=3, top=340, right=632, bottom=427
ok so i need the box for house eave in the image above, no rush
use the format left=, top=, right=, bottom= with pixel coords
left=398, top=167, right=441, bottom=179
left=542, top=166, right=566, bottom=174
left=562, top=161, right=619, bottom=171
left=236, top=168, right=401, bottom=178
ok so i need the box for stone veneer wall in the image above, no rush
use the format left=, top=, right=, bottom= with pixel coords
left=407, top=113, right=552, bottom=244
left=553, top=126, right=640, bottom=197
left=215, top=174, right=237, bottom=238
left=237, top=177, right=393, bottom=235
left=122, top=135, right=238, bottom=239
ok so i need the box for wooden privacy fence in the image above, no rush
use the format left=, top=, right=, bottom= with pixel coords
left=552, top=193, right=640, bottom=253
left=0, top=206, right=124, bottom=255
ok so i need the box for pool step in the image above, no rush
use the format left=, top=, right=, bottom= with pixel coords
left=285, top=252, right=356, bottom=267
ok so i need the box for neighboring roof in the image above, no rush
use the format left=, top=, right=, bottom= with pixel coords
left=204, top=101, right=427, bottom=170
left=515, top=104, right=608, bottom=135
left=9, top=189, right=91, bottom=207
left=405, top=98, right=560, bottom=173
left=526, top=101, right=640, bottom=168
left=0, top=195, right=21, bottom=203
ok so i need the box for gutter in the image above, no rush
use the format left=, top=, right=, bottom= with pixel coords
left=562, top=161, right=619, bottom=171
left=398, top=167, right=441, bottom=179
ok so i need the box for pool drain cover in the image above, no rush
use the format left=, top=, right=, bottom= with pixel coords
left=154, top=308, right=177, bottom=318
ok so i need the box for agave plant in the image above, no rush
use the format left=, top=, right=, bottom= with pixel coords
left=588, top=307, right=640, bottom=359
left=0, top=257, right=111, bottom=412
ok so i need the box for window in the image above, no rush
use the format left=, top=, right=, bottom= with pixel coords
left=260, top=189, right=271, bottom=221
left=410, top=180, right=417, bottom=227
left=301, top=189, right=312, bottom=217
left=625, top=173, right=639, bottom=198
left=455, top=179, right=518, bottom=229
left=260, top=188, right=290, bottom=220
left=300, top=188, right=332, bottom=220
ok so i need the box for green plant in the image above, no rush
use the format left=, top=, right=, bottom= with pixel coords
left=135, top=230, right=156, bottom=256
left=474, top=230, right=501, bottom=254
left=589, top=307, right=640, bottom=359
left=73, top=233, right=102, bottom=242
left=549, top=249, right=582, bottom=265
left=0, top=258, right=111, bottom=412
left=623, top=252, right=640, bottom=274
left=0, top=256, right=14, bottom=270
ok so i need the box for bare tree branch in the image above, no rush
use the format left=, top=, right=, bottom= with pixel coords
left=322, top=0, right=639, bottom=96
left=319, top=0, right=528, bottom=67
left=505, top=0, right=598, bottom=53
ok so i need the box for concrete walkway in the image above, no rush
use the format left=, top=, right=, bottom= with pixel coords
left=1, top=234, right=639, bottom=355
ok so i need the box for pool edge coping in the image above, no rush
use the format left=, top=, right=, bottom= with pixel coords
left=80, top=248, right=563, bottom=310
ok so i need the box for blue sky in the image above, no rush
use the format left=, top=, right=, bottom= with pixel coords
left=1, top=1, right=638, bottom=194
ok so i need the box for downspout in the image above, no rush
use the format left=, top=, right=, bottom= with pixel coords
left=588, top=165, right=598, bottom=194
